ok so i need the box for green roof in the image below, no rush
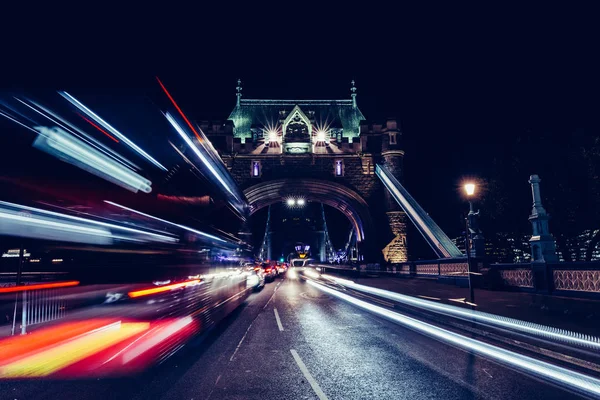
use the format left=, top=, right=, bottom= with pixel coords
left=228, top=99, right=366, bottom=140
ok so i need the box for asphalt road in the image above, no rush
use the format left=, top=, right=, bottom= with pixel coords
left=0, top=275, right=586, bottom=400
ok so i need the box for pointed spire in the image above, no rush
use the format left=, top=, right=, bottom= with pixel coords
left=351, top=80, right=357, bottom=108
left=236, top=79, right=242, bottom=107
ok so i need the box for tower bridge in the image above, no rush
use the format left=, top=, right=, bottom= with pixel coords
left=203, top=80, right=461, bottom=263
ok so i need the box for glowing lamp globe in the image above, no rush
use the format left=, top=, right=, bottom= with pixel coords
left=268, top=130, right=278, bottom=143
left=464, top=183, right=476, bottom=196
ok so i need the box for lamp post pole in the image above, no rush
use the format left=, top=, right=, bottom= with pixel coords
left=465, top=201, right=475, bottom=305
left=463, top=182, right=477, bottom=306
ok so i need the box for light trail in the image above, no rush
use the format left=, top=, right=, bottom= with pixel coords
left=0, top=200, right=178, bottom=244
left=308, top=280, right=600, bottom=398
left=165, top=112, right=236, bottom=198
left=322, top=275, right=600, bottom=351
left=0, top=281, right=79, bottom=294
left=156, top=77, right=203, bottom=142
left=59, top=92, right=167, bottom=171
left=33, top=126, right=153, bottom=193
left=25, top=98, right=140, bottom=170
left=78, top=114, right=119, bottom=142
left=104, top=200, right=227, bottom=243
left=128, top=280, right=201, bottom=298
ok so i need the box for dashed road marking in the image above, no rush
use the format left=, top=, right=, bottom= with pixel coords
left=290, top=349, right=329, bottom=400
left=274, top=308, right=284, bottom=331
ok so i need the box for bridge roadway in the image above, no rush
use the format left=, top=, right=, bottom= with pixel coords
left=1, top=275, right=584, bottom=400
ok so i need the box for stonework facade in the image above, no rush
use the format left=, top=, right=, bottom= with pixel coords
left=203, top=83, right=407, bottom=262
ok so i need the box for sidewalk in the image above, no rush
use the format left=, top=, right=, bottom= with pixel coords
left=339, top=274, right=600, bottom=337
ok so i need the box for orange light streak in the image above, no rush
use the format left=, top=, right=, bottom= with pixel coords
left=0, top=320, right=120, bottom=363
left=78, top=114, right=119, bottom=143
left=128, top=279, right=200, bottom=298
left=156, top=77, right=203, bottom=142
left=0, top=280, right=79, bottom=294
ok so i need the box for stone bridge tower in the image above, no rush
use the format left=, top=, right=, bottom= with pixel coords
left=202, top=81, right=407, bottom=263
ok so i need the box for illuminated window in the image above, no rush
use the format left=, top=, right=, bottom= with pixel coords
left=251, top=161, right=261, bottom=177
left=334, top=160, right=344, bottom=177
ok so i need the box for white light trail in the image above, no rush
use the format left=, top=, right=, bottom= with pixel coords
left=24, top=98, right=141, bottom=171
left=0, top=201, right=177, bottom=244
left=308, top=280, right=600, bottom=398
left=33, top=126, right=152, bottom=194
left=322, top=276, right=600, bottom=351
left=59, top=92, right=167, bottom=171
left=0, top=210, right=113, bottom=245
left=104, top=200, right=226, bottom=243
left=0, top=110, right=39, bottom=134
left=165, top=112, right=235, bottom=198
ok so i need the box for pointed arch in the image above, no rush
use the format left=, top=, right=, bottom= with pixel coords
left=282, top=105, right=312, bottom=139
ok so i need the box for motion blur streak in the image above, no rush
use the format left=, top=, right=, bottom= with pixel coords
left=166, top=112, right=236, bottom=197
left=302, top=268, right=320, bottom=279
left=322, top=275, right=600, bottom=350
left=0, top=280, right=79, bottom=294
left=104, top=200, right=227, bottom=243
left=79, top=114, right=119, bottom=143
left=0, top=110, right=39, bottom=133
left=0, top=201, right=178, bottom=244
left=122, top=317, right=193, bottom=363
left=58, top=91, right=167, bottom=171
left=0, top=208, right=113, bottom=245
left=0, top=321, right=117, bottom=361
left=307, top=280, right=600, bottom=398
left=0, top=321, right=149, bottom=378
left=33, top=126, right=153, bottom=193
left=24, top=98, right=140, bottom=170
left=128, top=280, right=201, bottom=298
left=156, top=77, right=203, bottom=142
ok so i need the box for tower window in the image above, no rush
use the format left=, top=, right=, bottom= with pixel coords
left=334, top=160, right=344, bottom=177
left=251, top=161, right=261, bottom=177
left=389, top=133, right=397, bottom=145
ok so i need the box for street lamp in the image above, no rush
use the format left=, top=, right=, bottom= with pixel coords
left=297, top=198, right=306, bottom=206
left=286, top=198, right=296, bottom=207
left=463, top=182, right=476, bottom=305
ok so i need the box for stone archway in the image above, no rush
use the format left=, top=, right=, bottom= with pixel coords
left=243, top=178, right=374, bottom=243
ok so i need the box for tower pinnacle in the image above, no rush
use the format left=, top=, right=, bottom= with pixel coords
left=351, top=80, right=357, bottom=108
left=236, top=79, right=242, bottom=107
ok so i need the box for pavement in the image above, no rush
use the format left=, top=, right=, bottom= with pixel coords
left=337, top=274, right=600, bottom=337
left=0, top=274, right=586, bottom=399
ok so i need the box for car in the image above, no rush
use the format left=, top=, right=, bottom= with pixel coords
left=261, top=263, right=277, bottom=282
left=276, top=262, right=288, bottom=274
left=245, top=265, right=265, bottom=291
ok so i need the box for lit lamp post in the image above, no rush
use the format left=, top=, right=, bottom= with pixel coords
left=463, top=182, right=476, bottom=304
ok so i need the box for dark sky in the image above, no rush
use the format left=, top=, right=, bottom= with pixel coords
left=3, top=4, right=598, bottom=255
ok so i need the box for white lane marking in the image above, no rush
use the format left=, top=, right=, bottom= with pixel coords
left=274, top=308, right=284, bottom=331
left=230, top=319, right=255, bottom=362
left=290, top=349, right=329, bottom=400
left=231, top=284, right=281, bottom=361
left=262, top=281, right=281, bottom=310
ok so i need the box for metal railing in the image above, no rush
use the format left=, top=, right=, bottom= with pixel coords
left=20, top=288, right=66, bottom=334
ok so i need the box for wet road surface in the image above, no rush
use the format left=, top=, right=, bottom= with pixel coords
left=0, top=275, right=585, bottom=399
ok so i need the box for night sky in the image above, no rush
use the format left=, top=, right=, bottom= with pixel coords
left=3, top=5, right=598, bottom=257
